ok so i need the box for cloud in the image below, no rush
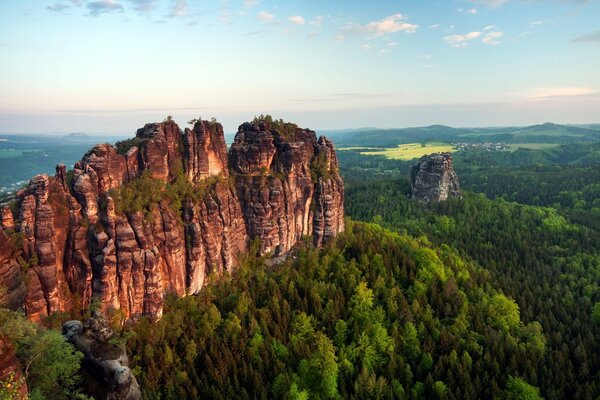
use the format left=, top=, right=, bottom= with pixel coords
left=458, top=8, right=478, bottom=14
left=481, top=31, right=503, bottom=45
left=444, top=29, right=503, bottom=47
left=126, top=0, right=156, bottom=12
left=288, top=15, right=305, bottom=25
left=470, top=0, right=508, bottom=7
left=257, top=11, right=275, bottom=23
left=308, top=31, right=320, bottom=38
left=529, top=87, right=597, bottom=99
left=47, top=2, right=70, bottom=12
left=87, top=0, right=123, bottom=16
left=572, top=30, right=600, bottom=43
left=167, top=0, right=188, bottom=17
left=429, top=24, right=440, bottom=30
left=346, top=14, right=418, bottom=37
left=444, top=31, right=482, bottom=46
left=245, top=29, right=270, bottom=36
left=244, top=0, right=259, bottom=8
left=310, top=16, right=323, bottom=26
left=70, top=0, right=84, bottom=5
left=530, top=20, right=544, bottom=27
left=484, top=25, right=496, bottom=30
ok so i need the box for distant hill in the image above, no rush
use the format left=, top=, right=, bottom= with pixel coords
left=65, top=132, right=90, bottom=138
left=333, top=122, right=600, bottom=147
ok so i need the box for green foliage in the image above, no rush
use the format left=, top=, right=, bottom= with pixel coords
left=310, top=150, right=331, bottom=182
left=111, top=171, right=164, bottom=220
left=252, top=114, right=302, bottom=141
left=592, top=302, right=600, bottom=325
left=0, top=372, right=24, bottom=400
left=0, top=307, right=87, bottom=400
left=122, top=221, right=544, bottom=399
left=504, top=376, right=544, bottom=400
left=342, top=151, right=600, bottom=399
left=114, top=137, right=146, bottom=155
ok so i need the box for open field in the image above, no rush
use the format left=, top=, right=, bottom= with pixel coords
left=509, top=143, right=560, bottom=151
left=345, top=142, right=455, bottom=160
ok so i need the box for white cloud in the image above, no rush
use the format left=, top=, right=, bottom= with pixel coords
left=365, top=14, right=418, bottom=36
left=484, top=25, right=496, bottom=31
left=481, top=31, right=503, bottom=45
left=257, top=10, right=275, bottom=23
left=530, top=20, right=544, bottom=26
left=379, top=48, right=389, bottom=54
left=444, top=31, right=482, bottom=46
left=244, top=0, right=258, bottom=8
left=308, top=31, right=319, bottom=38
left=444, top=29, right=503, bottom=47
left=288, top=15, right=305, bottom=25
left=458, top=8, right=478, bottom=14
left=343, top=14, right=418, bottom=37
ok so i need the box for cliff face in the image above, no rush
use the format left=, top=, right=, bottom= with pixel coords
left=0, top=118, right=344, bottom=322
left=229, top=121, right=344, bottom=255
left=410, top=152, right=462, bottom=202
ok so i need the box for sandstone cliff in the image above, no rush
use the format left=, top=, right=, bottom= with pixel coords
left=410, top=152, right=462, bottom=202
left=0, top=117, right=344, bottom=322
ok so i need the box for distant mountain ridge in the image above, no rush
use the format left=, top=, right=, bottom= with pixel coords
left=331, top=122, right=600, bottom=147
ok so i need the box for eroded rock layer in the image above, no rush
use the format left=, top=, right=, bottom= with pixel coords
left=410, top=152, right=462, bottom=202
left=0, top=118, right=344, bottom=322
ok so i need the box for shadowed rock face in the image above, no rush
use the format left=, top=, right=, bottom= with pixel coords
left=0, top=118, right=344, bottom=322
left=410, top=152, right=462, bottom=202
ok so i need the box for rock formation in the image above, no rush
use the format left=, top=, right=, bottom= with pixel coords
left=410, top=152, right=462, bottom=202
left=0, top=117, right=344, bottom=322
left=63, top=313, right=141, bottom=400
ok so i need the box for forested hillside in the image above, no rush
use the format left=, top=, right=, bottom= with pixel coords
left=343, top=146, right=600, bottom=399
left=124, top=221, right=545, bottom=399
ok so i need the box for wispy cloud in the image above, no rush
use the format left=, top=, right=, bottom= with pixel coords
left=345, top=13, right=418, bottom=36
left=167, top=0, right=188, bottom=18
left=429, top=24, right=440, bottom=30
left=481, top=31, right=503, bottom=45
left=245, top=29, right=270, bottom=36
left=257, top=11, right=275, bottom=23
left=572, top=30, right=600, bottom=43
left=288, top=15, right=305, bottom=25
left=47, top=2, right=70, bottom=12
left=528, top=87, right=597, bottom=99
left=126, top=0, right=156, bottom=13
left=444, top=29, right=503, bottom=47
left=458, top=8, right=478, bottom=14
left=244, top=0, right=259, bottom=8
left=309, top=16, right=323, bottom=26
left=470, top=0, right=508, bottom=7
left=87, top=0, right=123, bottom=16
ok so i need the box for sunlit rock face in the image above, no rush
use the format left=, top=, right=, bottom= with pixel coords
left=0, top=118, right=344, bottom=322
left=410, top=152, right=462, bottom=202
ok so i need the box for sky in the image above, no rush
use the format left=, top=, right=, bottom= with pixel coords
left=0, top=0, right=599, bottom=134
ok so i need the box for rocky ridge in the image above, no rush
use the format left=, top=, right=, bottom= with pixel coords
left=410, top=152, right=462, bottom=202
left=0, top=118, right=344, bottom=322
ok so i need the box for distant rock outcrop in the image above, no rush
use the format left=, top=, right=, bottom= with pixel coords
left=63, top=313, right=141, bottom=400
left=411, top=152, right=461, bottom=202
left=0, top=117, right=344, bottom=323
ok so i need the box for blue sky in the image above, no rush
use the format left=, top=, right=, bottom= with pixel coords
left=0, top=0, right=599, bottom=134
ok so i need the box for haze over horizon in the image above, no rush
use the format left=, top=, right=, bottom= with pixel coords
left=1, top=0, right=599, bottom=134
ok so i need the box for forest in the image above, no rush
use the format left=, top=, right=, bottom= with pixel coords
left=1, top=141, right=599, bottom=399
